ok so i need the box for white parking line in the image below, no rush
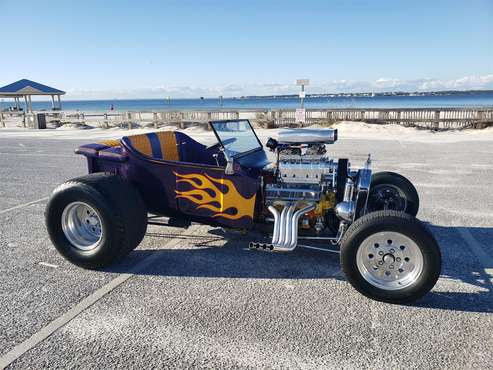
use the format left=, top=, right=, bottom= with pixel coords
left=38, top=262, right=59, bottom=269
left=0, top=197, right=49, bottom=215
left=457, top=228, right=493, bottom=284
left=0, top=225, right=202, bottom=369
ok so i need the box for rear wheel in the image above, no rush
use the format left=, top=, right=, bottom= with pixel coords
left=45, top=173, right=147, bottom=269
left=367, top=172, right=419, bottom=216
left=340, top=210, right=441, bottom=304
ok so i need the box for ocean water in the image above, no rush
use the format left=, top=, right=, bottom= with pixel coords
left=2, top=92, right=493, bottom=113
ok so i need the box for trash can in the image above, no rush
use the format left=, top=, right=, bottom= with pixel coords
left=33, top=113, right=46, bottom=129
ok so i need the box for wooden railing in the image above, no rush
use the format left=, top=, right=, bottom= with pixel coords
left=269, top=108, right=493, bottom=129
left=1, top=107, right=492, bottom=130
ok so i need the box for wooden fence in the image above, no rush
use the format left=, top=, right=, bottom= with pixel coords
left=1, top=107, right=492, bottom=130
left=269, top=108, right=493, bottom=129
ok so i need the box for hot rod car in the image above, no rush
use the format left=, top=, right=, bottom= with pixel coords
left=45, top=119, right=441, bottom=303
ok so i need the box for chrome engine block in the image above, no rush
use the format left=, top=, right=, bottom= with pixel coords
left=265, top=142, right=337, bottom=203
left=277, top=154, right=337, bottom=185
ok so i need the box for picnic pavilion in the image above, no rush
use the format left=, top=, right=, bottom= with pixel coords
left=0, top=79, right=65, bottom=113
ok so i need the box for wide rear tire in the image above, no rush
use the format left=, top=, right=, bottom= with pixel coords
left=45, top=173, right=147, bottom=269
left=340, top=210, right=441, bottom=304
left=367, top=171, right=419, bottom=216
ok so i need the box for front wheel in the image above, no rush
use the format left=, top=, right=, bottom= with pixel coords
left=340, top=210, right=441, bottom=304
left=367, top=171, right=419, bottom=216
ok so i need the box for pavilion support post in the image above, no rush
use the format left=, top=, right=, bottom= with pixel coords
left=51, top=95, right=55, bottom=109
left=57, top=95, right=62, bottom=110
left=28, top=95, right=33, bottom=113
left=24, top=95, right=28, bottom=113
left=0, top=111, right=4, bottom=128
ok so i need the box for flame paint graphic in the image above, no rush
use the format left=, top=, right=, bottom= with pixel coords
left=174, top=171, right=256, bottom=220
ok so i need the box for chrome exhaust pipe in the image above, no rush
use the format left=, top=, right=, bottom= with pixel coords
left=278, top=204, right=295, bottom=247
left=277, top=205, right=290, bottom=247
left=267, top=205, right=281, bottom=245
left=287, top=204, right=316, bottom=250
left=273, top=203, right=315, bottom=252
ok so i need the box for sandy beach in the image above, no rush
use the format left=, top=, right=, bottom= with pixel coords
left=1, top=117, right=493, bottom=145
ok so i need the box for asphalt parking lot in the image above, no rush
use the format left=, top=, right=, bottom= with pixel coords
left=0, top=134, right=492, bottom=369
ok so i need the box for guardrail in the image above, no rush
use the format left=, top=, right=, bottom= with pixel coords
left=1, top=107, right=492, bottom=130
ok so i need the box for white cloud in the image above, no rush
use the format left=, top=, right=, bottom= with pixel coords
left=65, top=74, right=493, bottom=99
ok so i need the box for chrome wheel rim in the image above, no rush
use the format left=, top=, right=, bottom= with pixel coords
left=356, top=231, right=423, bottom=290
left=61, top=202, right=103, bottom=251
left=368, top=184, right=408, bottom=212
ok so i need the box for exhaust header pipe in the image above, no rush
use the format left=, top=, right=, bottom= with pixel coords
left=267, top=203, right=315, bottom=252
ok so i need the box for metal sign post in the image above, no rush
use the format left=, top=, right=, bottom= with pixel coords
left=296, top=79, right=309, bottom=123
left=296, top=79, right=309, bottom=109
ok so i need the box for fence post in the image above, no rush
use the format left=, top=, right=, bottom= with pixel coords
left=0, top=112, right=4, bottom=128
left=377, top=111, right=383, bottom=124
left=433, top=110, right=440, bottom=130
left=127, top=112, right=132, bottom=130
left=153, top=112, right=158, bottom=129
left=206, top=112, right=212, bottom=130
left=103, top=113, right=109, bottom=128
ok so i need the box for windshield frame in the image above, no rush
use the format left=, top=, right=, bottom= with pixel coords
left=210, top=119, right=263, bottom=158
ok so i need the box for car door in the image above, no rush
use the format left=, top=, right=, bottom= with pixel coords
left=174, top=163, right=258, bottom=229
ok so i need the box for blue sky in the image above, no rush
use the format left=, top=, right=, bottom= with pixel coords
left=1, top=0, right=492, bottom=98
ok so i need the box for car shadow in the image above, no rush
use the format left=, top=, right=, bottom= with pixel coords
left=111, top=230, right=343, bottom=280
left=105, top=224, right=493, bottom=314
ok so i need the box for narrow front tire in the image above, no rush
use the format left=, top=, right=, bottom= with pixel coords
left=340, top=210, right=441, bottom=304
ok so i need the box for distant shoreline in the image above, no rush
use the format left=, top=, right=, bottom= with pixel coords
left=54, top=89, right=493, bottom=102
left=241, top=89, right=493, bottom=100
left=2, top=91, right=493, bottom=113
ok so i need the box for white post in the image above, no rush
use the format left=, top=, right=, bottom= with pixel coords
left=57, top=95, right=62, bottom=110
left=51, top=95, right=55, bottom=109
left=153, top=112, right=158, bottom=128
left=24, top=95, right=28, bottom=112
left=28, top=95, right=33, bottom=113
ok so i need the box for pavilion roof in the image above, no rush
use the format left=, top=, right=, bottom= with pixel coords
left=0, top=79, right=65, bottom=96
